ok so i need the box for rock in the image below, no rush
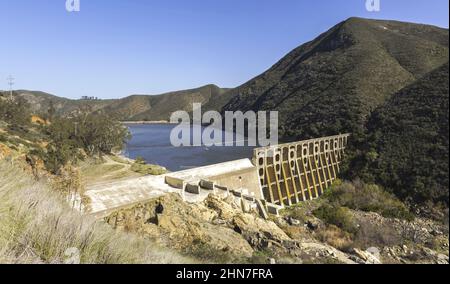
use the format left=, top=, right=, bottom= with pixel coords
left=232, top=213, right=290, bottom=242
left=402, top=245, right=408, bottom=253
left=300, top=242, right=356, bottom=264
left=269, top=258, right=276, bottom=265
left=431, top=229, right=443, bottom=236
left=212, top=218, right=227, bottom=225
left=422, top=247, right=437, bottom=257
left=366, top=247, right=381, bottom=260
left=287, top=217, right=302, bottom=226
left=275, top=217, right=289, bottom=227
left=306, top=219, right=320, bottom=230
left=349, top=255, right=366, bottom=264
left=198, top=208, right=218, bottom=222
left=204, top=194, right=238, bottom=220
left=353, top=248, right=381, bottom=264
left=437, top=254, right=449, bottom=264
left=107, top=193, right=255, bottom=259
left=353, top=248, right=368, bottom=261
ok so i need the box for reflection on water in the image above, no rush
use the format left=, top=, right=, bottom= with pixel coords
left=124, top=124, right=255, bottom=172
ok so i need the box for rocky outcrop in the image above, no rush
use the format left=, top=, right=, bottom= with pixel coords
left=106, top=194, right=254, bottom=261
left=104, top=192, right=449, bottom=264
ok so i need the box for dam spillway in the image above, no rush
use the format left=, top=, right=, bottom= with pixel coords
left=84, top=134, right=350, bottom=217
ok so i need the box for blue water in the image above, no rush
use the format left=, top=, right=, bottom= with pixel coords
left=124, top=124, right=255, bottom=171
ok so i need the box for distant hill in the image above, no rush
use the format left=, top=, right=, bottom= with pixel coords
left=219, top=17, right=448, bottom=140
left=361, top=63, right=449, bottom=206
left=102, top=84, right=229, bottom=121
left=7, top=90, right=113, bottom=116
left=5, top=84, right=229, bottom=121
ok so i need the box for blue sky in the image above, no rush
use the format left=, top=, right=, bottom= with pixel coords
left=0, top=0, right=448, bottom=99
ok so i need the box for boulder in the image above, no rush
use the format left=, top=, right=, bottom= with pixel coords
left=204, top=194, right=238, bottom=220
left=353, top=248, right=381, bottom=264
left=366, top=247, right=381, bottom=261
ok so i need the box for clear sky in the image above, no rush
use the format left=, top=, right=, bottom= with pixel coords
left=0, top=0, right=448, bottom=99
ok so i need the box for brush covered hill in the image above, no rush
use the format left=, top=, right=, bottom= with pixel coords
left=9, top=84, right=229, bottom=121
left=217, top=17, right=449, bottom=207
left=360, top=63, right=449, bottom=206
left=9, top=90, right=114, bottom=116
left=220, top=17, right=448, bottom=140
left=102, top=84, right=228, bottom=121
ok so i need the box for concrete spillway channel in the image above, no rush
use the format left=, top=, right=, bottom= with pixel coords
left=83, top=134, right=350, bottom=218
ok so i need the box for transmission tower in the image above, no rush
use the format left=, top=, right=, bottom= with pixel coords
left=7, top=75, right=14, bottom=101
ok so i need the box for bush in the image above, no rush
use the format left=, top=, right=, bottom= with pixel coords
left=0, top=96, right=31, bottom=127
left=324, top=180, right=414, bottom=221
left=313, top=204, right=357, bottom=234
left=135, top=156, right=146, bottom=165
left=43, top=110, right=131, bottom=173
left=357, top=63, right=449, bottom=207
left=352, top=220, right=401, bottom=249
left=130, top=161, right=167, bottom=175
left=316, top=225, right=353, bottom=251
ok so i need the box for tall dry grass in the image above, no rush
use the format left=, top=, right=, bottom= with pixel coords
left=0, top=160, right=194, bottom=264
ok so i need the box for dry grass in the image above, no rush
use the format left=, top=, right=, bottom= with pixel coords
left=0, top=160, right=194, bottom=264
left=79, top=156, right=142, bottom=184
left=316, top=225, right=353, bottom=252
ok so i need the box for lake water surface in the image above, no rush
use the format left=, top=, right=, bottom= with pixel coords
left=124, top=124, right=255, bottom=171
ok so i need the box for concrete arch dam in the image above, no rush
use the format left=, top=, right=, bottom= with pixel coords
left=84, top=133, right=350, bottom=217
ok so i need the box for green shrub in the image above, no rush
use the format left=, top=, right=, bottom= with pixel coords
left=42, top=110, right=131, bottom=173
left=134, top=156, right=146, bottom=165
left=313, top=204, right=357, bottom=234
left=0, top=96, right=31, bottom=127
left=324, top=180, right=414, bottom=221
left=130, top=161, right=167, bottom=175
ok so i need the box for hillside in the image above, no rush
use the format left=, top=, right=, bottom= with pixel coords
left=219, top=17, right=448, bottom=140
left=6, top=84, right=229, bottom=121
left=360, top=63, right=449, bottom=206
left=8, top=90, right=113, bottom=116
left=103, top=84, right=228, bottom=121
left=0, top=160, right=191, bottom=264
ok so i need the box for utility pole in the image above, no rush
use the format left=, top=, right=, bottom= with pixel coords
left=7, top=75, right=14, bottom=101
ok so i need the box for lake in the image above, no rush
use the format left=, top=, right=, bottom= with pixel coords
left=124, top=124, right=255, bottom=171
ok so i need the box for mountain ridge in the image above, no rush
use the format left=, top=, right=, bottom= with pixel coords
left=2, top=84, right=230, bottom=121
left=219, top=17, right=448, bottom=140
